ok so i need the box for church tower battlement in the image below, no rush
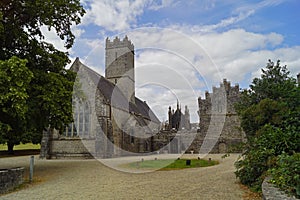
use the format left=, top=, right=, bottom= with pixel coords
left=105, top=36, right=134, bottom=51
left=105, top=36, right=135, bottom=104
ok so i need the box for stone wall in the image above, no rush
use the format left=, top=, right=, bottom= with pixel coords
left=49, top=139, right=94, bottom=159
left=0, top=167, right=24, bottom=194
left=262, top=177, right=298, bottom=200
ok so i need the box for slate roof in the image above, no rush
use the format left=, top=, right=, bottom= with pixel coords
left=71, top=58, right=160, bottom=124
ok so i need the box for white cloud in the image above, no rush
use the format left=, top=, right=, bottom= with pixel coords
left=195, top=0, right=287, bottom=32
left=72, top=26, right=85, bottom=39
left=109, top=27, right=298, bottom=121
left=199, top=10, right=255, bottom=32
left=249, top=46, right=300, bottom=79
left=196, top=29, right=283, bottom=56
left=190, top=29, right=285, bottom=83
left=75, top=25, right=300, bottom=121
left=71, top=0, right=297, bottom=123
left=71, top=25, right=300, bottom=122
left=235, top=0, right=286, bottom=15
left=148, top=0, right=177, bottom=10
left=76, top=38, right=106, bottom=75
left=82, top=0, right=148, bottom=31
left=40, top=24, right=85, bottom=55
left=81, top=0, right=179, bottom=31
left=40, top=26, right=67, bottom=52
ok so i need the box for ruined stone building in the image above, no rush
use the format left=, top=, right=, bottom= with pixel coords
left=41, top=36, right=160, bottom=158
left=153, top=79, right=246, bottom=154
left=187, top=79, right=246, bottom=153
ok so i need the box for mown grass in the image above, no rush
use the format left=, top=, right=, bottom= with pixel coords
left=0, top=143, right=40, bottom=151
left=0, top=143, right=40, bottom=157
left=126, top=158, right=219, bottom=170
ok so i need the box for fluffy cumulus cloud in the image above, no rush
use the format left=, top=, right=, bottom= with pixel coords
left=82, top=0, right=144, bottom=31
left=192, top=29, right=286, bottom=82
left=39, top=0, right=299, bottom=123
left=103, top=27, right=298, bottom=122
left=134, top=49, right=202, bottom=122
left=125, top=27, right=296, bottom=84
left=199, top=31, right=299, bottom=85
left=70, top=27, right=299, bottom=122
left=81, top=0, right=178, bottom=31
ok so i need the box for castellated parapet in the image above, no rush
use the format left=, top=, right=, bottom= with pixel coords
left=105, top=36, right=134, bottom=51
left=198, top=79, right=240, bottom=130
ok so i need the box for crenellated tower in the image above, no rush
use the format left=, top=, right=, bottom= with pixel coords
left=193, top=78, right=245, bottom=153
left=105, top=36, right=135, bottom=104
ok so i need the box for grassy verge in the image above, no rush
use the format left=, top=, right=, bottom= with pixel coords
left=0, top=143, right=40, bottom=157
left=0, top=143, right=40, bottom=151
left=125, top=158, right=219, bottom=170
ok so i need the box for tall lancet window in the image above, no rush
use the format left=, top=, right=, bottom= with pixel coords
left=65, top=100, right=91, bottom=138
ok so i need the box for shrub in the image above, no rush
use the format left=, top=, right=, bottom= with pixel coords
left=269, top=153, right=300, bottom=198
left=234, top=60, right=300, bottom=195
left=235, top=124, right=299, bottom=191
left=235, top=148, right=275, bottom=191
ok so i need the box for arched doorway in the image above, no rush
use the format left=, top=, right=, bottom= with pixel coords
left=218, top=142, right=227, bottom=153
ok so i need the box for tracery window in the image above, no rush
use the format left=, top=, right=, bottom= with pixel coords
left=65, top=100, right=91, bottom=138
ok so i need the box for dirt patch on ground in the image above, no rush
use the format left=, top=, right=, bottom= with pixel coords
left=240, top=184, right=262, bottom=200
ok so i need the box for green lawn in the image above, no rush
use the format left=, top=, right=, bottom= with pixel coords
left=0, top=143, right=41, bottom=151
left=126, top=158, right=219, bottom=170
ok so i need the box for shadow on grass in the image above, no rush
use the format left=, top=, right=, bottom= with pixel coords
left=0, top=149, right=40, bottom=158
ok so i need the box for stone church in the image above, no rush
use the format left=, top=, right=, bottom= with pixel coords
left=41, top=36, right=161, bottom=158
left=40, top=36, right=247, bottom=159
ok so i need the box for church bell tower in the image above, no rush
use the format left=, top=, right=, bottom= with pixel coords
left=105, top=36, right=135, bottom=104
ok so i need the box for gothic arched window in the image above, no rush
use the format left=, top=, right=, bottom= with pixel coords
left=65, top=100, right=91, bottom=138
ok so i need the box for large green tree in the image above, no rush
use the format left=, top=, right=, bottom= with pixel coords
left=235, top=60, right=297, bottom=139
left=235, top=60, right=300, bottom=192
left=0, top=57, right=33, bottom=153
left=0, top=0, right=85, bottom=152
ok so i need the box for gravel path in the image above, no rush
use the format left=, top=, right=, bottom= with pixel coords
left=0, top=154, right=244, bottom=200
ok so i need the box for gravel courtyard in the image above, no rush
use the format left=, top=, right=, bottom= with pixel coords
left=0, top=154, right=246, bottom=200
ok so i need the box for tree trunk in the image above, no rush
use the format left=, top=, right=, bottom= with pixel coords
left=7, top=142, right=14, bottom=154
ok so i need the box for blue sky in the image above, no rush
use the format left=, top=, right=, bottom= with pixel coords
left=43, top=0, right=300, bottom=123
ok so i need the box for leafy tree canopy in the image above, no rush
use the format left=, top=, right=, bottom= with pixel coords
left=235, top=60, right=297, bottom=139
left=235, top=60, right=300, bottom=194
left=0, top=0, right=85, bottom=152
left=0, top=56, right=33, bottom=152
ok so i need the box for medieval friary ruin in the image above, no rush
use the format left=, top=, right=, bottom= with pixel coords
left=40, top=36, right=246, bottom=159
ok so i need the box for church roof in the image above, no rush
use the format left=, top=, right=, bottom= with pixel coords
left=70, top=58, right=160, bottom=124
